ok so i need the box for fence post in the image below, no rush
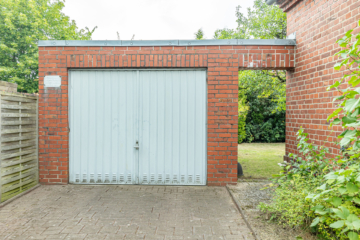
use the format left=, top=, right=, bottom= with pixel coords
left=36, top=97, right=39, bottom=184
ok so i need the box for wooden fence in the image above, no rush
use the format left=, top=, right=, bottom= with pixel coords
left=0, top=91, right=38, bottom=203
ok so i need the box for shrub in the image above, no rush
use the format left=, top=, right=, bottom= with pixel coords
left=307, top=164, right=360, bottom=239
left=238, top=90, right=248, bottom=143
left=244, top=91, right=285, bottom=143
left=238, top=113, right=247, bottom=143
left=260, top=128, right=331, bottom=228
left=259, top=173, right=321, bottom=228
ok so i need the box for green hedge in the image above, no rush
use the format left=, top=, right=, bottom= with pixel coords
left=239, top=91, right=285, bottom=143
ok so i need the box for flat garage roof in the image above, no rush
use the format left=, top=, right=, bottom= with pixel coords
left=38, top=39, right=296, bottom=47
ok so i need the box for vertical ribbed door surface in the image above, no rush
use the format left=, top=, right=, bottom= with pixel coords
left=69, top=70, right=206, bottom=185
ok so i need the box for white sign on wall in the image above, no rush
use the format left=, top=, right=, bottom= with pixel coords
left=44, top=75, right=61, bottom=88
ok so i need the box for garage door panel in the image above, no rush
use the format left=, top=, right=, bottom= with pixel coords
left=138, top=72, right=149, bottom=183
left=164, top=71, right=177, bottom=184
left=156, top=74, right=166, bottom=183
left=179, top=71, right=188, bottom=183
left=71, top=71, right=82, bottom=183
left=87, top=72, right=97, bottom=181
left=102, top=71, right=112, bottom=182
left=139, top=70, right=206, bottom=185
left=170, top=73, right=181, bottom=184
left=186, top=72, right=196, bottom=182
left=109, top=71, right=137, bottom=184
left=195, top=71, right=207, bottom=183
left=70, top=70, right=137, bottom=184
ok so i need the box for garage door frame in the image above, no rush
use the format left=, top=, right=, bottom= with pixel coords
left=68, top=68, right=208, bottom=185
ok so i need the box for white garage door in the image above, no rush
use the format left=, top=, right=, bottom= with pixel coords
left=69, top=70, right=207, bottom=185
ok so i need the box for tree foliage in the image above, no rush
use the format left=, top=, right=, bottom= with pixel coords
left=214, top=0, right=286, bottom=40
left=245, top=0, right=287, bottom=39
left=0, top=0, right=96, bottom=93
left=194, top=28, right=205, bottom=40
left=214, top=6, right=248, bottom=39
left=239, top=70, right=286, bottom=112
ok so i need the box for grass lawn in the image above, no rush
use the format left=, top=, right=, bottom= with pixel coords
left=238, top=143, right=285, bottom=179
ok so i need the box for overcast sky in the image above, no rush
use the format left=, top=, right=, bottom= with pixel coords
left=62, top=0, right=255, bottom=40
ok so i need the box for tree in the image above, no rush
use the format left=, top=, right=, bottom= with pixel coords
left=214, top=0, right=286, bottom=40
left=246, top=0, right=286, bottom=39
left=0, top=0, right=96, bottom=93
left=239, top=70, right=286, bottom=112
left=214, top=28, right=242, bottom=40
left=214, top=6, right=248, bottom=39
left=194, top=28, right=205, bottom=40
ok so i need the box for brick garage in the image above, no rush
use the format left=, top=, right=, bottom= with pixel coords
left=272, top=0, right=360, bottom=159
left=38, top=39, right=295, bottom=185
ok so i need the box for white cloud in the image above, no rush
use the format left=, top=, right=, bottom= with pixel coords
left=62, top=0, right=254, bottom=40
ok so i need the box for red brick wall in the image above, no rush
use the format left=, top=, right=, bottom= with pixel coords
left=38, top=44, right=294, bottom=185
left=283, top=0, right=360, bottom=159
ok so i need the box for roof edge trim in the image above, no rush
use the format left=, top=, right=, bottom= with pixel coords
left=38, top=39, right=296, bottom=47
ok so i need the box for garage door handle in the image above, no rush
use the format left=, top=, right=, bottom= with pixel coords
left=134, top=141, right=139, bottom=149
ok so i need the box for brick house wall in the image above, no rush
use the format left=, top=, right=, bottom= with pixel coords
left=38, top=41, right=294, bottom=185
left=278, top=0, right=360, bottom=159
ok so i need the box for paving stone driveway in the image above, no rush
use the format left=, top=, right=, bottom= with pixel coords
left=0, top=185, right=254, bottom=240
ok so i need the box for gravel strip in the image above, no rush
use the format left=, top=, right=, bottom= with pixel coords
left=228, top=179, right=316, bottom=240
